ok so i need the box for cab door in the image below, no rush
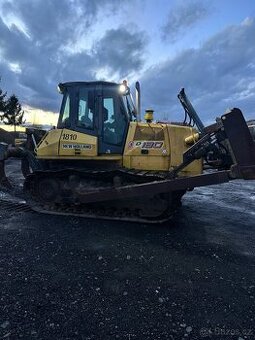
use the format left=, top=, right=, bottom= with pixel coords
left=58, top=85, right=99, bottom=157
left=98, top=89, right=129, bottom=154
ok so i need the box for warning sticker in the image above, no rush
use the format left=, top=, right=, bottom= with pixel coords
left=62, top=144, right=92, bottom=150
left=128, top=141, right=163, bottom=149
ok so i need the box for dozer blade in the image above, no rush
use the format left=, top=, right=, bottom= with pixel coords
left=221, top=108, right=255, bottom=179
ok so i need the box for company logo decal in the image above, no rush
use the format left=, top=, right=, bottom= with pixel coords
left=62, top=144, right=92, bottom=150
left=128, top=141, right=163, bottom=149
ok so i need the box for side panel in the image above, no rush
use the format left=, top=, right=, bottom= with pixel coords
left=123, top=122, right=170, bottom=171
left=36, top=129, right=62, bottom=158
left=36, top=129, right=97, bottom=158
left=123, top=122, right=202, bottom=176
left=59, top=129, right=97, bottom=157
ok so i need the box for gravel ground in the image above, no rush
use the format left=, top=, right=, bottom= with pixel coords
left=0, top=160, right=255, bottom=340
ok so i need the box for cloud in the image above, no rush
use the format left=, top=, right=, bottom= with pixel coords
left=1, top=0, right=119, bottom=48
left=0, top=0, right=147, bottom=112
left=1, top=0, right=254, bottom=126
left=161, top=1, right=209, bottom=42
left=94, top=28, right=147, bottom=78
left=142, top=18, right=255, bottom=122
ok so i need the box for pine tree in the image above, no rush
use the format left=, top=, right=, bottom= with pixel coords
left=2, top=94, right=25, bottom=131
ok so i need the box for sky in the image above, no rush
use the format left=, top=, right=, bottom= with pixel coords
left=0, top=0, right=255, bottom=126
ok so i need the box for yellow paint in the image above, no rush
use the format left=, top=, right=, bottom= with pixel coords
left=185, top=131, right=200, bottom=145
left=36, top=122, right=202, bottom=177
left=59, top=129, right=97, bottom=157
left=144, top=109, right=154, bottom=122
left=36, top=129, right=62, bottom=157
left=36, top=129, right=98, bottom=158
left=123, top=122, right=202, bottom=176
left=123, top=122, right=170, bottom=170
left=167, top=124, right=202, bottom=176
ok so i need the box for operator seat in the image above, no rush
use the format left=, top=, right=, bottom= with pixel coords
left=80, top=114, right=92, bottom=128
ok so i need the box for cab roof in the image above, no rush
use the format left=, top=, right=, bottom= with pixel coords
left=59, top=81, right=119, bottom=87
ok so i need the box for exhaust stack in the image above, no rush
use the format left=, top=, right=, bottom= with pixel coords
left=135, top=81, right=141, bottom=122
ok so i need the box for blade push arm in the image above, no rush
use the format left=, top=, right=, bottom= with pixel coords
left=76, top=108, right=255, bottom=203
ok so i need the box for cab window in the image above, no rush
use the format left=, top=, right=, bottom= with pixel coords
left=60, top=93, right=70, bottom=127
left=103, top=97, right=127, bottom=145
left=77, top=89, right=94, bottom=129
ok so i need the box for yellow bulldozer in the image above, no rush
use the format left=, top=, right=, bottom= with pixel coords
left=0, top=81, right=255, bottom=222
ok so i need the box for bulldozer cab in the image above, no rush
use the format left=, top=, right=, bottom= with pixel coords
left=57, top=81, right=131, bottom=154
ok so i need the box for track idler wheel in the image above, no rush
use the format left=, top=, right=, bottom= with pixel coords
left=37, top=178, right=60, bottom=203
